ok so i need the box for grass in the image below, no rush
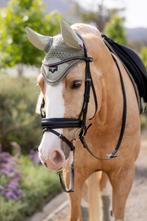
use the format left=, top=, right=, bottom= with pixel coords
left=0, top=155, right=61, bottom=221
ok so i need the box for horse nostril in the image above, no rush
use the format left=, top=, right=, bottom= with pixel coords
left=43, top=150, right=65, bottom=170
left=51, top=150, right=63, bottom=164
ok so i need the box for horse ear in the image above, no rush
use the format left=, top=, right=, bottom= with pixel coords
left=60, top=20, right=83, bottom=49
left=25, top=27, right=52, bottom=51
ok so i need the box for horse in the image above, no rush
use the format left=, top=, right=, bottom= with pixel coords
left=26, top=20, right=141, bottom=221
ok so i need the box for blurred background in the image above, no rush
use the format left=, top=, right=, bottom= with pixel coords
left=0, top=1, right=147, bottom=221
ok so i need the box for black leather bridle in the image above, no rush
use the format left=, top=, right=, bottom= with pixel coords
left=40, top=36, right=127, bottom=192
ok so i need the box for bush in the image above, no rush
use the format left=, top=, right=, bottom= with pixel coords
left=0, top=198, right=24, bottom=221
left=0, top=74, right=41, bottom=153
left=0, top=155, right=61, bottom=221
left=0, top=0, right=61, bottom=72
left=0, top=152, right=22, bottom=200
left=141, top=114, right=147, bottom=130
left=104, top=15, right=127, bottom=44
left=140, top=47, right=147, bottom=69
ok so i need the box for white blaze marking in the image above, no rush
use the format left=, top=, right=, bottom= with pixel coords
left=45, top=82, right=64, bottom=118
left=38, top=82, right=64, bottom=162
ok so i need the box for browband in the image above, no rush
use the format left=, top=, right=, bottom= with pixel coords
left=42, top=56, right=93, bottom=67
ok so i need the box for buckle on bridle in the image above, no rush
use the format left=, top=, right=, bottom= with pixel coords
left=86, top=78, right=92, bottom=84
left=85, top=57, right=93, bottom=62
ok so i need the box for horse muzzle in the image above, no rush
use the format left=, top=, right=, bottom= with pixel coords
left=44, top=149, right=66, bottom=171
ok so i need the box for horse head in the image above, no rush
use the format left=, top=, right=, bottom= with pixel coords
left=26, top=21, right=105, bottom=172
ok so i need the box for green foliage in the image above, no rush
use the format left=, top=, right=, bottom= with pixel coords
left=0, top=155, right=61, bottom=221
left=0, top=197, right=24, bottom=221
left=104, top=15, right=127, bottom=44
left=141, top=115, right=147, bottom=130
left=140, top=47, right=147, bottom=69
left=0, top=0, right=61, bottom=68
left=19, top=156, right=61, bottom=217
left=73, top=1, right=125, bottom=31
left=0, top=174, right=9, bottom=186
left=0, top=74, right=40, bottom=152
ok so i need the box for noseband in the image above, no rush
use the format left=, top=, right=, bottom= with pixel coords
left=40, top=36, right=127, bottom=192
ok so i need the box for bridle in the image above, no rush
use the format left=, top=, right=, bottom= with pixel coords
left=40, top=35, right=127, bottom=192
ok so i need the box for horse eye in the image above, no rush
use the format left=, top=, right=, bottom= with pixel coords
left=71, top=80, right=82, bottom=89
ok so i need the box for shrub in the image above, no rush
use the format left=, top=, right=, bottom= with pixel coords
left=20, top=156, right=61, bottom=217
left=0, top=0, right=61, bottom=74
left=0, top=152, right=22, bottom=200
left=0, top=155, right=61, bottom=221
left=140, top=47, right=147, bottom=69
left=0, top=198, right=25, bottom=221
left=104, top=15, right=127, bottom=44
left=0, top=75, right=41, bottom=153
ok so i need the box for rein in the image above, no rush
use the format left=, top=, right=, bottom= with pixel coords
left=40, top=36, right=127, bottom=192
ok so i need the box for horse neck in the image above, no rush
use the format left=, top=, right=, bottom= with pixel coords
left=94, top=51, right=124, bottom=131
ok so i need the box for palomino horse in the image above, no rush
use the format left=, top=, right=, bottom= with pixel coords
left=26, top=21, right=140, bottom=221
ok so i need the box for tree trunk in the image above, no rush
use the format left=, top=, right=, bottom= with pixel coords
left=17, top=64, right=24, bottom=77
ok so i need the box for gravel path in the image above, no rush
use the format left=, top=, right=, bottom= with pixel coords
left=47, top=137, right=147, bottom=221
left=125, top=138, right=147, bottom=221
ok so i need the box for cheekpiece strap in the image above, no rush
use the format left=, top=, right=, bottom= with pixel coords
left=42, top=127, right=75, bottom=151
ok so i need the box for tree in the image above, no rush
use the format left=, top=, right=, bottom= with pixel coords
left=104, top=15, right=127, bottom=44
left=140, top=47, right=147, bottom=69
left=0, top=0, right=61, bottom=75
left=0, top=75, right=41, bottom=152
left=72, top=0, right=125, bottom=31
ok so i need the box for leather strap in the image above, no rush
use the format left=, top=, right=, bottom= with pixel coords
left=41, top=118, right=82, bottom=129
left=42, top=127, right=75, bottom=192
left=79, top=53, right=127, bottom=159
left=108, top=54, right=127, bottom=158
left=57, top=160, right=74, bottom=192
left=42, top=56, right=93, bottom=67
left=42, top=128, right=75, bottom=151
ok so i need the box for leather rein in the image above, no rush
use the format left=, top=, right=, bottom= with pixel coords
left=40, top=37, right=127, bottom=192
